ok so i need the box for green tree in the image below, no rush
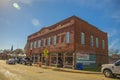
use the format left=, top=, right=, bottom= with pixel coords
left=13, top=49, right=24, bottom=54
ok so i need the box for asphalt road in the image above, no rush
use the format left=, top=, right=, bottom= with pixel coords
left=0, top=60, right=119, bottom=80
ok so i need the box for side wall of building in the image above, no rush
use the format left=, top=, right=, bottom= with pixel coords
left=74, top=17, right=108, bottom=67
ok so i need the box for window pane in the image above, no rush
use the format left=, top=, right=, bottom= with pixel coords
left=102, top=40, right=105, bottom=49
left=81, top=32, right=85, bottom=44
left=43, top=39, right=46, bottom=47
left=34, top=41, right=36, bottom=48
left=48, top=37, right=51, bottom=46
left=54, top=35, right=56, bottom=45
left=66, top=32, right=70, bottom=43
left=96, top=38, right=99, bottom=48
left=38, top=40, right=41, bottom=48
left=90, top=35, right=94, bottom=46
left=30, top=42, right=33, bottom=49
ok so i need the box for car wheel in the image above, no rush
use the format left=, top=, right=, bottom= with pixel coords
left=103, top=69, right=113, bottom=78
left=113, top=74, right=117, bottom=78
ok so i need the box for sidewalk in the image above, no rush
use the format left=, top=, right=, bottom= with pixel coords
left=33, top=64, right=102, bottom=74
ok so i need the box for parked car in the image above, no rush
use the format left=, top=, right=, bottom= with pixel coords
left=6, top=58, right=16, bottom=64
left=101, top=60, right=120, bottom=78
left=21, top=57, right=32, bottom=66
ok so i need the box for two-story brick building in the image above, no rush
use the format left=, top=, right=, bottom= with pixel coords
left=25, top=16, right=108, bottom=69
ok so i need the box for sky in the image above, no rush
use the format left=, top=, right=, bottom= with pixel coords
left=0, top=0, right=120, bottom=53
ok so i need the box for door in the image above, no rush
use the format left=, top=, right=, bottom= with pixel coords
left=114, top=60, right=120, bottom=74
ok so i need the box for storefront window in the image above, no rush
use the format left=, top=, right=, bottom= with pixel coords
left=65, top=57, right=73, bottom=65
left=42, top=55, right=45, bottom=64
left=64, top=53, right=73, bottom=65
left=51, top=57, right=57, bottom=64
left=50, top=53, right=57, bottom=65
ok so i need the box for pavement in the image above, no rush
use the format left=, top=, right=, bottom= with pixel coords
left=32, top=64, right=102, bottom=74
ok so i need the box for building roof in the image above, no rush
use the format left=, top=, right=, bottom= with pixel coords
left=28, top=15, right=107, bottom=39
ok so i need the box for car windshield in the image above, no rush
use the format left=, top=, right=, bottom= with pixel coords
left=115, top=60, right=120, bottom=64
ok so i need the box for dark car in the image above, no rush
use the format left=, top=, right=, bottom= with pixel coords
left=21, top=57, right=32, bottom=66
left=6, top=58, right=16, bottom=64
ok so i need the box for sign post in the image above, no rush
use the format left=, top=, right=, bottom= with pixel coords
left=43, top=49, right=49, bottom=58
left=43, top=49, right=49, bottom=66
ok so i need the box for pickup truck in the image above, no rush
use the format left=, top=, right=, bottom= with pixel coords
left=101, top=60, right=120, bottom=78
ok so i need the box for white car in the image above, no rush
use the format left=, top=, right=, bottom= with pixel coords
left=101, top=60, right=120, bottom=78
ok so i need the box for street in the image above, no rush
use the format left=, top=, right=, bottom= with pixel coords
left=0, top=60, right=119, bottom=80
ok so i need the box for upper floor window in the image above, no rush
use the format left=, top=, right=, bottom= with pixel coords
left=81, top=32, right=85, bottom=44
left=30, top=42, right=33, bottom=49
left=43, top=39, right=46, bottom=47
left=38, top=40, right=41, bottom=48
left=96, top=37, right=99, bottom=48
left=48, top=37, right=51, bottom=46
left=34, top=41, right=36, bottom=48
left=54, top=35, right=57, bottom=45
left=102, top=40, right=105, bottom=49
left=90, top=35, right=94, bottom=46
left=66, top=32, right=70, bottom=43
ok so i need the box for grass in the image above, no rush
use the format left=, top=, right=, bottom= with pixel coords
left=83, top=67, right=101, bottom=72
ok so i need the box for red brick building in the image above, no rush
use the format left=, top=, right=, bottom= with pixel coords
left=25, top=16, right=108, bottom=69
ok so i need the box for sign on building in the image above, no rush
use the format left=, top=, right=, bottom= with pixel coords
left=76, top=52, right=96, bottom=68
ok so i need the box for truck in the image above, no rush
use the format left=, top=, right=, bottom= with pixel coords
left=101, top=60, right=120, bottom=78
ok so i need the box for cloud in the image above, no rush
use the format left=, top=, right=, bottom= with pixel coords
left=107, top=29, right=117, bottom=38
left=32, top=18, right=40, bottom=27
left=13, top=3, right=21, bottom=10
left=111, top=11, right=120, bottom=22
left=15, top=0, right=33, bottom=4
left=109, top=39, right=120, bottom=49
left=12, top=0, right=57, bottom=5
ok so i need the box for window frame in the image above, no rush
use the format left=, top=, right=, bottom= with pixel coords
left=81, top=32, right=85, bottom=45
left=90, top=35, right=94, bottom=46
left=102, top=40, right=105, bottom=49
left=96, top=37, right=99, bottom=48
left=34, top=41, right=36, bottom=48
left=54, top=35, right=57, bottom=45
left=38, top=40, right=41, bottom=48
left=48, top=37, right=51, bottom=46
left=66, top=32, right=70, bottom=43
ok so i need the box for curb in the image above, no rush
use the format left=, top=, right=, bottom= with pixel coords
left=52, top=68, right=102, bottom=74
left=41, top=66, right=102, bottom=75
